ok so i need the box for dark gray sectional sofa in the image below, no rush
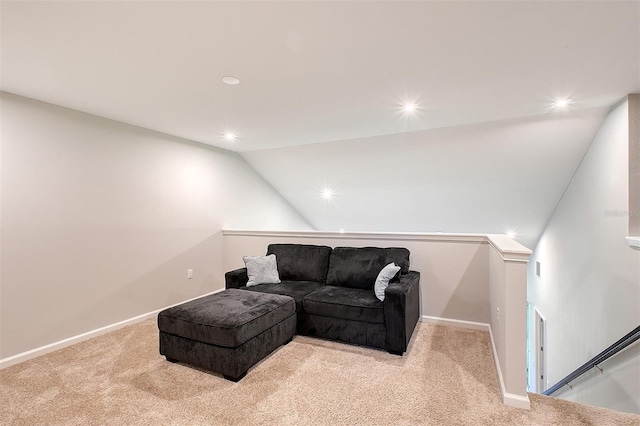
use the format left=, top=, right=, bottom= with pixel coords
left=225, top=244, right=420, bottom=355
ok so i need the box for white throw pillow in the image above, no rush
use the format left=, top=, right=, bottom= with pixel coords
left=374, top=262, right=401, bottom=302
left=243, top=254, right=281, bottom=287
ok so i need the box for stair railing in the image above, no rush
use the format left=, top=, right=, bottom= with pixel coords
left=543, top=325, right=640, bottom=396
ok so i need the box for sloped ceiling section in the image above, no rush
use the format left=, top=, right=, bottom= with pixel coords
left=242, top=107, right=608, bottom=249
left=1, top=1, right=638, bottom=248
left=1, top=1, right=638, bottom=151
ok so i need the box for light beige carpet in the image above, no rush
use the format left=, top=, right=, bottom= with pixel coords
left=1, top=320, right=638, bottom=425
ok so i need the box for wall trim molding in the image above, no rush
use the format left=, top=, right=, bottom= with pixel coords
left=0, top=288, right=225, bottom=370
left=223, top=229, right=488, bottom=243
left=487, top=234, right=532, bottom=263
left=629, top=94, right=639, bottom=237
left=421, top=315, right=530, bottom=410
left=487, top=326, right=507, bottom=405
left=503, top=392, right=533, bottom=410
left=489, top=326, right=531, bottom=410
left=626, top=236, right=640, bottom=250
left=421, top=315, right=490, bottom=331
left=223, top=229, right=532, bottom=262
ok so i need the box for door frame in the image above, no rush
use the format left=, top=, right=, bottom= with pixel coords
left=534, top=309, right=547, bottom=393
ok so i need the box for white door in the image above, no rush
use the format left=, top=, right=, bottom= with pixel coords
left=526, top=302, right=532, bottom=391
left=535, top=309, right=546, bottom=392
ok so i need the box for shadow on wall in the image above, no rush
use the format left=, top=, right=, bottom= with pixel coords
left=422, top=243, right=490, bottom=323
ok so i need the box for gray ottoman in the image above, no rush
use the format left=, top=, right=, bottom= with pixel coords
left=157, top=289, right=296, bottom=381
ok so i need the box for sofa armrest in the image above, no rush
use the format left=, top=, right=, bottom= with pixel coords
left=383, top=271, right=420, bottom=354
left=225, top=268, right=248, bottom=289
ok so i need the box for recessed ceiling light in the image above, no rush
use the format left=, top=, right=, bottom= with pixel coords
left=224, top=131, right=237, bottom=141
left=222, top=76, right=240, bottom=85
left=506, top=229, right=518, bottom=240
left=402, top=103, right=417, bottom=113
left=320, top=186, right=335, bottom=201
left=553, top=98, right=571, bottom=109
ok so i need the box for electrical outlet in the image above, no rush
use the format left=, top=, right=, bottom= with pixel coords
left=187, top=269, right=193, bottom=279
left=496, top=307, right=500, bottom=323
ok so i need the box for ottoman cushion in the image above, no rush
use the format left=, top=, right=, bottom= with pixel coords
left=158, top=289, right=295, bottom=348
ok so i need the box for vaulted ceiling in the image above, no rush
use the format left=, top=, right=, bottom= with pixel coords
left=2, top=1, right=639, bottom=248
left=2, top=1, right=638, bottom=151
left=242, top=107, right=609, bottom=248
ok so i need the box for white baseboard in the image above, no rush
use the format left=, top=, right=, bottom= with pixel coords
left=488, top=326, right=531, bottom=410
left=420, top=315, right=490, bottom=331
left=422, top=315, right=530, bottom=410
left=0, top=288, right=225, bottom=370
left=487, top=326, right=507, bottom=404
left=504, top=392, right=532, bottom=409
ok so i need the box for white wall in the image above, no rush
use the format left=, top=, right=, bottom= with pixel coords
left=528, top=97, right=640, bottom=414
left=241, top=108, right=607, bottom=249
left=0, top=92, right=312, bottom=359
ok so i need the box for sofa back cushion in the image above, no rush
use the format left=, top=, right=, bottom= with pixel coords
left=326, top=247, right=410, bottom=290
left=266, top=244, right=332, bottom=283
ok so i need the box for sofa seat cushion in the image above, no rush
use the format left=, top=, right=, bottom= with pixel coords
left=267, top=244, right=332, bottom=283
left=303, top=285, right=384, bottom=324
left=157, top=289, right=294, bottom=348
left=243, top=280, right=323, bottom=312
